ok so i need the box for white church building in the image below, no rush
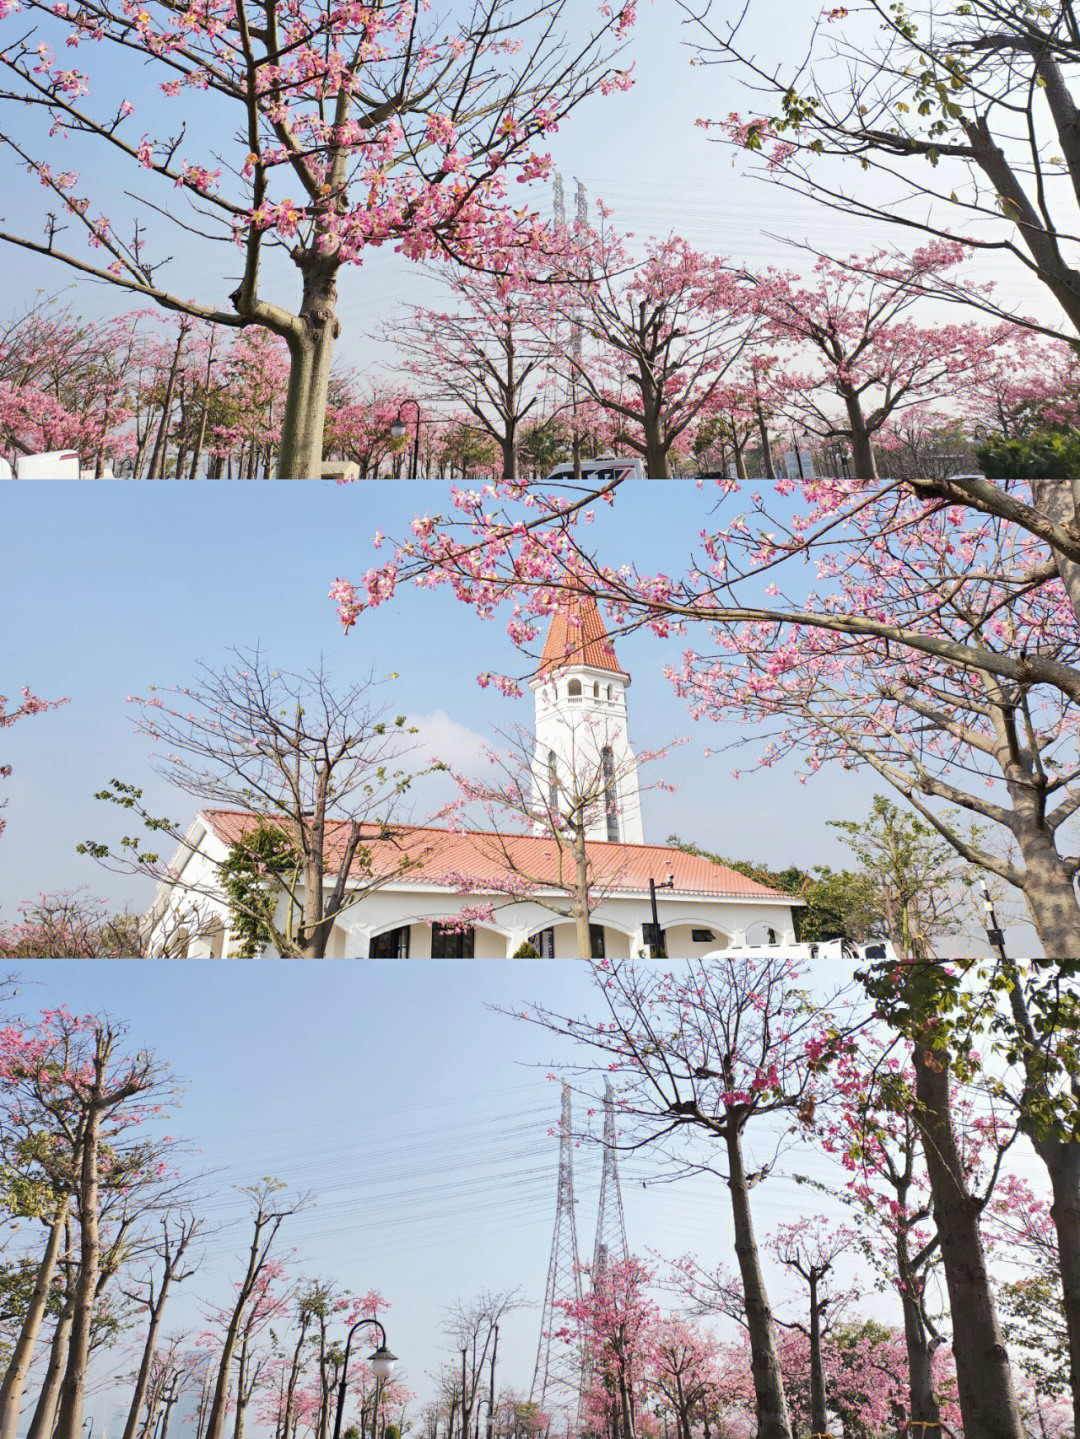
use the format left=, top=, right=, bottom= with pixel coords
left=145, top=595, right=800, bottom=957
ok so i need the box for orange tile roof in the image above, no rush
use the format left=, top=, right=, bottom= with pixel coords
left=197, top=811, right=795, bottom=903
left=537, top=593, right=628, bottom=679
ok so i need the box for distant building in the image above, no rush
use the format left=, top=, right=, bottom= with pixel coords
left=145, top=596, right=799, bottom=957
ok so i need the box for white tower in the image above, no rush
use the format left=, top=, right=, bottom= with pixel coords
left=529, top=592, right=644, bottom=844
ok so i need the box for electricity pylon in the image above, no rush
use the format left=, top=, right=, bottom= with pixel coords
left=532, top=1084, right=584, bottom=1425
left=591, top=1079, right=628, bottom=1278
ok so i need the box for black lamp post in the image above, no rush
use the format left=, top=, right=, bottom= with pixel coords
left=646, top=871, right=675, bottom=958
left=331, top=1319, right=397, bottom=1439
left=979, top=878, right=1008, bottom=960
left=391, top=400, right=421, bottom=480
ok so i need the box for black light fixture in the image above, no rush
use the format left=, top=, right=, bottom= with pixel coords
left=391, top=399, right=421, bottom=480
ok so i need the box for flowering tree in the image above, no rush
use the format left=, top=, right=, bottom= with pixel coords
left=118, top=1213, right=203, bottom=1439
left=0, top=1, right=636, bottom=476
left=392, top=269, right=550, bottom=480
left=561, top=1256, right=658, bottom=1439
left=324, top=385, right=409, bottom=479
left=0, top=890, right=142, bottom=957
left=0, top=1011, right=175, bottom=1439
left=547, top=232, right=759, bottom=477
left=0, top=300, right=145, bottom=471
left=1, top=687, right=68, bottom=837
left=749, top=245, right=1004, bottom=478
left=201, top=1182, right=307, bottom=1439
left=331, top=477, right=1080, bottom=953
left=435, top=716, right=681, bottom=959
left=686, top=0, right=1080, bottom=344
left=515, top=959, right=851, bottom=1439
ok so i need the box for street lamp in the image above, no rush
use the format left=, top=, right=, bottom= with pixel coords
left=390, top=399, right=421, bottom=480
left=646, top=870, right=675, bottom=958
left=979, top=878, right=1008, bottom=960
left=331, top=1318, right=398, bottom=1439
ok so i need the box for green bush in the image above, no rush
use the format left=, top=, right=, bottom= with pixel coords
left=976, top=431, right=1080, bottom=478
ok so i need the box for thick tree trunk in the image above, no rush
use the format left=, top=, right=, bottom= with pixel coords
left=841, top=391, right=877, bottom=479
left=1031, top=479, right=1080, bottom=630
left=54, top=1103, right=102, bottom=1439
left=641, top=408, right=670, bottom=478
left=911, top=1040, right=1023, bottom=1439
left=500, top=433, right=516, bottom=481
left=0, top=1203, right=68, bottom=1439
left=276, top=260, right=341, bottom=478
left=26, top=1283, right=74, bottom=1439
left=724, top=1125, right=792, bottom=1439
left=1042, top=1147, right=1080, bottom=1439
left=1014, top=824, right=1080, bottom=954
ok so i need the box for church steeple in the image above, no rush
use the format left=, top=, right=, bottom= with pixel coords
left=529, top=593, right=644, bottom=845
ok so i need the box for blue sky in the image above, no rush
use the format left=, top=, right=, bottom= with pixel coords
left=0, top=479, right=1042, bottom=953
left=7, top=957, right=1043, bottom=1436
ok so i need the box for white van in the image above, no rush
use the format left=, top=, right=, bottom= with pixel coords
left=548, top=456, right=645, bottom=480
left=702, top=939, right=898, bottom=961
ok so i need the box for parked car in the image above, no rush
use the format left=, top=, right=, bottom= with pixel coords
left=547, top=456, right=645, bottom=480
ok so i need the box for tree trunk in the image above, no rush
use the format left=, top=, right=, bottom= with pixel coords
left=121, top=1272, right=177, bottom=1439
left=724, top=1125, right=792, bottom=1439
left=756, top=403, right=775, bottom=479
left=25, top=1288, right=74, bottom=1439
left=53, top=1102, right=102, bottom=1439
left=276, top=259, right=341, bottom=477
left=895, top=1225, right=941, bottom=1430
left=841, top=392, right=877, bottom=479
left=0, top=1202, right=68, bottom=1439
left=807, top=1275, right=827, bottom=1438
left=1000, top=964, right=1080, bottom=1439
left=911, top=1040, right=1023, bottom=1439
left=148, top=332, right=185, bottom=480
left=572, top=825, right=592, bottom=959
left=1031, top=479, right=1080, bottom=631
left=501, top=433, right=516, bottom=481
left=1013, top=821, right=1080, bottom=954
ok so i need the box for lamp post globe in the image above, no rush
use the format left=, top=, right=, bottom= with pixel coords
left=390, top=421, right=407, bottom=439
left=368, top=1345, right=398, bottom=1382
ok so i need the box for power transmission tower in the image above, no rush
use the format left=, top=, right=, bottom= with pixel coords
left=532, top=1083, right=584, bottom=1424
left=591, top=1079, right=628, bottom=1278
left=553, top=170, right=566, bottom=229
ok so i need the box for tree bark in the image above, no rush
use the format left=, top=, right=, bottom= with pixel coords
left=0, top=1202, right=68, bottom=1439
left=807, top=1275, right=827, bottom=1439
left=724, top=1124, right=792, bottom=1439
left=53, top=1099, right=102, bottom=1439
left=911, top=1040, right=1023, bottom=1439
left=1030, top=480, right=1080, bottom=631
left=572, top=823, right=592, bottom=959
left=27, top=1302, right=72, bottom=1439
left=276, top=258, right=341, bottom=477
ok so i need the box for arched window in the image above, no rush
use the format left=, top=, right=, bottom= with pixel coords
left=548, top=750, right=559, bottom=813
left=606, top=685, right=613, bottom=700
left=593, top=681, right=600, bottom=698
left=602, top=746, right=618, bottom=842
left=568, top=678, right=582, bottom=698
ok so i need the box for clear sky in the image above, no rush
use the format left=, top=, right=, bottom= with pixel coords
left=3, top=959, right=1051, bottom=1438
left=0, top=478, right=1043, bottom=953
